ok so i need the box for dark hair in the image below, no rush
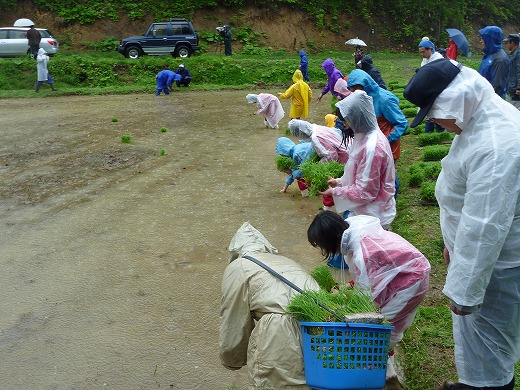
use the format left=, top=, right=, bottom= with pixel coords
left=335, top=107, right=354, bottom=148
left=307, top=210, right=349, bottom=259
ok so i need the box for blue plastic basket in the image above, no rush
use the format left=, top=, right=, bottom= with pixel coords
left=299, top=321, right=394, bottom=390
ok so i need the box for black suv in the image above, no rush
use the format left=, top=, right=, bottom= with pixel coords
left=117, top=18, right=200, bottom=59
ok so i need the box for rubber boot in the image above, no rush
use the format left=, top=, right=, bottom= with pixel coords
left=35, top=83, right=40, bottom=92
left=50, top=83, right=57, bottom=91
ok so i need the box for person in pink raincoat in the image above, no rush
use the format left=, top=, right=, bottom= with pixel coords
left=307, top=211, right=431, bottom=389
left=246, top=93, right=285, bottom=128
left=321, top=90, right=396, bottom=229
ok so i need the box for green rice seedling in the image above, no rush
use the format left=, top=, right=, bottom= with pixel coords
left=285, top=127, right=291, bottom=136
left=311, top=264, right=337, bottom=292
left=286, top=285, right=378, bottom=323
left=399, top=100, right=416, bottom=110
left=160, top=127, right=168, bottom=133
left=408, top=161, right=442, bottom=187
left=420, top=181, right=437, bottom=204
left=401, top=107, right=418, bottom=118
left=423, top=145, right=450, bottom=161
left=275, top=155, right=296, bottom=171
left=417, top=131, right=454, bottom=146
left=121, top=134, right=132, bottom=143
left=411, top=123, right=425, bottom=135
left=111, top=117, right=118, bottom=122
left=159, top=148, right=166, bottom=156
left=300, top=160, right=344, bottom=196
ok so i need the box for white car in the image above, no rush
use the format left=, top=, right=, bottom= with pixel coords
left=0, top=26, right=59, bottom=57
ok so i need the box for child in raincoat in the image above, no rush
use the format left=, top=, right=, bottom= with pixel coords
left=276, top=136, right=314, bottom=196
left=155, top=69, right=181, bottom=96
left=220, top=222, right=319, bottom=389
left=321, top=90, right=396, bottom=229
left=307, top=211, right=431, bottom=389
left=298, top=50, right=310, bottom=81
left=317, top=58, right=344, bottom=102
left=278, top=69, right=312, bottom=119
left=36, top=48, right=57, bottom=92
left=246, top=93, right=285, bottom=129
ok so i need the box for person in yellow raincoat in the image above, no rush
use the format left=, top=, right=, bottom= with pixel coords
left=278, top=69, right=312, bottom=119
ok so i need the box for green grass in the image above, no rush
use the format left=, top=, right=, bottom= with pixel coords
left=121, top=134, right=132, bottom=143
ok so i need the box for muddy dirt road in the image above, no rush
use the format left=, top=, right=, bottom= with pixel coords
left=0, top=90, right=333, bottom=389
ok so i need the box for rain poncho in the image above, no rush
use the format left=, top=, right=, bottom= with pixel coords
left=155, top=70, right=181, bottom=95
left=220, top=222, right=319, bottom=389
left=246, top=93, right=285, bottom=128
left=36, top=48, right=49, bottom=82
left=288, top=119, right=348, bottom=163
left=276, top=137, right=315, bottom=186
left=279, top=69, right=312, bottom=119
left=340, top=215, right=431, bottom=346
left=320, top=58, right=344, bottom=98
left=347, top=69, right=408, bottom=159
left=478, top=26, right=510, bottom=99
left=430, top=65, right=520, bottom=387
left=333, top=91, right=396, bottom=226
left=299, top=50, right=310, bottom=81
left=333, top=78, right=352, bottom=99
left=358, top=55, right=387, bottom=89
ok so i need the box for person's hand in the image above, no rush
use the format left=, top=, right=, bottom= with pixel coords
left=317, top=94, right=323, bottom=102
left=280, top=184, right=289, bottom=193
left=450, top=303, right=471, bottom=316
left=443, top=246, right=450, bottom=265
left=319, top=187, right=333, bottom=197
left=327, top=176, right=337, bottom=188
left=516, top=90, right=520, bottom=96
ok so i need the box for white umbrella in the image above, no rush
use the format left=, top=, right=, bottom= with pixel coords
left=345, top=38, right=367, bottom=47
left=14, top=18, right=35, bottom=27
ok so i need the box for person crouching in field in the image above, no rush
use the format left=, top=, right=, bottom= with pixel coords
left=155, top=69, right=181, bottom=96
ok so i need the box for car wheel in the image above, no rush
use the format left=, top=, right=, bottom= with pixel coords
left=125, top=46, right=142, bottom=59
left=174, top=45, right=191, bottom=58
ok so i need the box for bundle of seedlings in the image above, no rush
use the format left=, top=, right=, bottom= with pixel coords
left=286, top=285, right=378, bottom=323
left=310, top=264, right=337, bottom=292
left=408, top=161, right=442, bottom=187
left=275, top=155, right=296, bottom=171
left=423, top=144, right=451, bottom=161
left=417, top=131, right=454, bottom=146
left=300, top=159, right=344, bottom=196
left=420, top=181, right=438, bottom=205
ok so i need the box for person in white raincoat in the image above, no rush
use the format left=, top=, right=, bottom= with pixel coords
left=219, top=222, right=319, bottom=389
left=35, top=48, right=57, bottom=92
left=246, top=93, right=285, bottom=128
left=404, top=58, right=520, bottom=390
left=320, top=90, right=396, bottom=228
left=307, top=211, right=431, bottom=389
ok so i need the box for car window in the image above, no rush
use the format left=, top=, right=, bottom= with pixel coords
left=0, top=30, right=7, bottom=39
left=171, top=26, right=182, bottom=35
left=152, top=23, right=168, bottom=37
left=38, top=30, right=51, bottom=38
left=12, top=30, right=27, bottom=39
left=181, top=26, right=192, bottom=34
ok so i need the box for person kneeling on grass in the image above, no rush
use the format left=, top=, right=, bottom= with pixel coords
left=307, top=211, right=431, bottom=390
left=220, top=222, right=319, bottom=389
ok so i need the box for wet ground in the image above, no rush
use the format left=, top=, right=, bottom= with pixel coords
left=0, top=89, right=334, bottom=389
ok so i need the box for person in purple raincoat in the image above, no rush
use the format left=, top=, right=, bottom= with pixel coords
left=317, top=58, right=344, bottom=101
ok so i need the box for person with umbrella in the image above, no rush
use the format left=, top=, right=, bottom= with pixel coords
left=445, top=28, right=470, bottom=60
left=346, top=38, right=367, bottom=67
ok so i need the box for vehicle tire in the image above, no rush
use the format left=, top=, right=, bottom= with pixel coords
left=174, top=45, right=191, bottom=58
left=125, top=46, right=142, bottom=59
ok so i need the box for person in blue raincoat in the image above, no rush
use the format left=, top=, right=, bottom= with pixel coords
left=276, top=136, right=315, bottom=196
left=155, top=69, right=181, bottom=95
left=298, top=50, right=310, bottom=81
left=347, top=69, right=408, bottom=199
left=478, top=26, right=510, bottom=99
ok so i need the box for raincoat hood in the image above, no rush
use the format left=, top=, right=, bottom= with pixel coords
left=246, top=94, right=258, bottom=103
left=37, top=48, right=47, bottom=56
left=322, top=58, right=336, bottom=76
left=360, top=54, right=374, bottom=67
left=299, top=50, right=306, bottom=57
left=347, top=69, right=379, bottom=95
left=479, top=26, right=504, bottom=56
left=227, top=222, right=278, bottom=262
left=334, top=78, right=352, bottom=98
left=292, top=69, right=304, bottom=84
left=288, top=119, right=313, bottom=140
left=335, top=90, right=378, bottom=135
left=275, top=137, right=296, bottom=158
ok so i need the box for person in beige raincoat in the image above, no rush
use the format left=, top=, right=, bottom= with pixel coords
left=219, top=222, right=319, bottom=389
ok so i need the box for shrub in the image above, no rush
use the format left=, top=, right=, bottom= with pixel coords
left=423, top=145, right=450, bottom=161
left=417, top=131, right=454, bottom=146
left=420, top=181, right=437, bottom=204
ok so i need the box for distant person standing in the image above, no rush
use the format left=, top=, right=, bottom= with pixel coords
left=175, top=64, right=192, bottom=87
left=26, top=24, right=41, bottom=59
left=357, top=54, right=387, bottom=89
left=478, top=26, right=510, bottom=99
left=35, top=48, right=57, bottom=92
left=298, top=50, right=310, bottom=81
left=503, top=33, right=520, bottom=109
left=446, top=39, right=458, bottom=60
left=278, top=69, right=312, bottom=120
left=222, top=25, right=232, bottom=56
